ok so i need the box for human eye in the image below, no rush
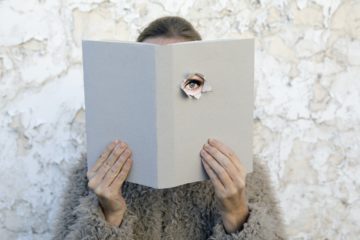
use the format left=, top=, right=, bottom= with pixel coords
left=184, top=73, right=204, bottom=89
left=184, top=79, right=203, bottom=90
left=180, top=72, right=210, bottom=99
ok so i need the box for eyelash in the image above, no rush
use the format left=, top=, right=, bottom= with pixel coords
left=185, top=79, right=202, bottom=89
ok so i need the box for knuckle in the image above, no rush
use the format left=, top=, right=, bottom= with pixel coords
left=115, top=146, right=122, bottom=154
left=218, top=168, right=226, bottom=175
left=207, top=147, right=214, bottom=154
left=103, top=161, right=111, bottom=168
left=124, top=159, right=132, bottom=169
left=123, top=165, right=130, bottom=172
left=109, top=166, right=117, bottom=175
left=106, top=152, right=114, bottom=160
left=230, top=151, right=238, bottom=161
left=236, top=178, right=246, bottom=189
left=228, top=188, right=237, bottom=197
left=94, top=187, right=103, bottom=196
left=221, top=159, right=229, bottom=168
left=125, top=148, right=132, bottom=156
left=87, top=179, right=96, bottom=189
left=118, top=171, right=126, bottom=178
left=228, top=150, right=235, bottom=157
left=120, top=150, right=130, bottom=160
left=122, top=166, right=131, bottom=174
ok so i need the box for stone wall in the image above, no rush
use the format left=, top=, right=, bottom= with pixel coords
left=0, top=0, right=359, bottom=239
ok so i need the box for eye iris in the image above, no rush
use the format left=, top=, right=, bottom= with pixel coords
left=186, top=80, right=200, bottom=89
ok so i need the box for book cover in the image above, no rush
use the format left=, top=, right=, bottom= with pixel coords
left=82, top=38, right=254, bottom=189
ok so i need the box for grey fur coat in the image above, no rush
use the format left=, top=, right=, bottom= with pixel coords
left=52, top=154, right=287, bottom=239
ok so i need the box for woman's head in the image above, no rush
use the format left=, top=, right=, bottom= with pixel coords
left=137, top=16, right=201, bottom=45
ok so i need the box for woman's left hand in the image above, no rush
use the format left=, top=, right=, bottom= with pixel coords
left=200, top=138, right=250, bottom=234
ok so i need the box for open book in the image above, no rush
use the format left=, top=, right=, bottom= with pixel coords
left=82, top=38, right=254, bottom=189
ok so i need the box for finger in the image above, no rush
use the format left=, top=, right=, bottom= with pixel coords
left=200, top=148, right=232, bottom=188
left=111, top=157, right=133, bottom=189
left=99, top=142, right=127, bottom=178
left=203, top=143, right=239, bottom=182
left=88, top=141, right=118, bottom=179
left=208, top=138, right=244, bottom=173
left=90, top=143, right=127, bottom=185
left=201, top=155, right=225, bottom=194
left=102, top=148, right=132, bottom=187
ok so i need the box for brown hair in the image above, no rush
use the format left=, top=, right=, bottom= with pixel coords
left=137, top=16, right=202, bottom=42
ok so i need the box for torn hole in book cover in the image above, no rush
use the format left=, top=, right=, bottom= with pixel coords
left=180, top=73, right=212, bottom=99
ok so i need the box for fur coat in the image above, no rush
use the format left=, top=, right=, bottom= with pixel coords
left=52, top=154, right=287, bottom=239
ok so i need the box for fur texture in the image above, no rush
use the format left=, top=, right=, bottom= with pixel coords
left=52, top=154, right=287, bottom=239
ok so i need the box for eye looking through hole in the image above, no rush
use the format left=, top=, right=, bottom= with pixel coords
left=184, top=73, right=204, bottom=91
left=180, top=73, right=212, bottom=99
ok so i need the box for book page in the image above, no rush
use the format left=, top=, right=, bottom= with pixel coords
left=159, top=39, right=254, bottom=188
left=82, top=40, right=159, bottom=187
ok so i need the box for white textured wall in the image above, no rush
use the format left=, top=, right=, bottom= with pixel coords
left=0, top=0, right=359, bottom=239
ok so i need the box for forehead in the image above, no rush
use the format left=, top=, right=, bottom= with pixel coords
left=142, top=37, right=188, bottom=45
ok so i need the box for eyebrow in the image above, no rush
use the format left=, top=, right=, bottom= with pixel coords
left=186, top=73, right=205, bottom=81
left=193, top=73, right=204, bottom=80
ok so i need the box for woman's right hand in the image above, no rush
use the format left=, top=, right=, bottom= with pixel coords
left=86, top=140, right=133, bottom=227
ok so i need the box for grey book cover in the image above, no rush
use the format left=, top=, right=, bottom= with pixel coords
left=82, top=38, right=254, bottom=189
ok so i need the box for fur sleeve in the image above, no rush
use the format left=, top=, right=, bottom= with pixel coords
left=63, top=191, right=138, bottom=240
left=52, top=154, right=138, bottom=240
left=206, top=159, right=288, bottom=240
left=52, top=154, right=89, bottom=240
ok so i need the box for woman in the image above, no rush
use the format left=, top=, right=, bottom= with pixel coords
left=52, top=16, right=287, bottom=240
